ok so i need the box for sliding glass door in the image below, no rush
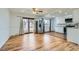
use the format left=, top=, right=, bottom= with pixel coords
left=29, top=20, right=34, bottom=33
left=23, top=18, right=34, bottom=33
left=23, top=18, right=29, bottom=33
left=44, top=19, right=50, bottom=32
left=36, top=18, right=52, bottom=33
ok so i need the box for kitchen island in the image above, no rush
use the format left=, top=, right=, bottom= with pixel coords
left=67, top=27, right=79, bottom=45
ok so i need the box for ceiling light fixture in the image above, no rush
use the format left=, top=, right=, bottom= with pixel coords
left=32, top=8, right=43, bottom=14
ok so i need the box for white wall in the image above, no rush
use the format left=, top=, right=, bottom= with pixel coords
left=73, top=10, right=79, bottom=23
left=54, top=17, right=65, bottom=33
left=0, top=8, right=10, bottom=48
left=10, top=14, right=21, bottom=36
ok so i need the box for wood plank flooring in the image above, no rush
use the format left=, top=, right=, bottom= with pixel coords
left=0, top=32, right=79, bottom=51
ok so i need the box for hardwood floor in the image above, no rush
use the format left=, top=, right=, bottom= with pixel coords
left=0, top=32, right=79, bottom=51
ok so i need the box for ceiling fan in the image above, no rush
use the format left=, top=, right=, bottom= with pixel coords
left=32, top=8, right=43, bottom=14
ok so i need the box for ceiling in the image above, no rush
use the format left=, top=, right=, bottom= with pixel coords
left=9, top=8, right=79, bottom=18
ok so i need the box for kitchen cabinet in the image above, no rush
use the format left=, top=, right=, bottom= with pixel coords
left=67, top=28, right=79, bottom=44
